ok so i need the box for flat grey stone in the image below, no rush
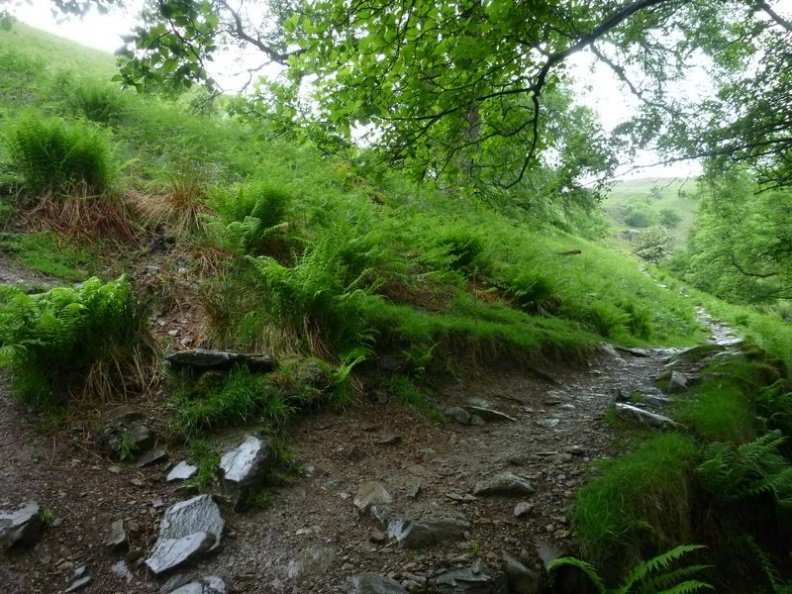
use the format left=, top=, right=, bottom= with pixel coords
left=0, top=501, right=43, bottom=550
left=136, top=448, right=168, bottom=468
left=166, top=349, right=243, bottom=369
left=513, top=502, right=534, bottom=518
left=146, top=532, right=214, bottom=575
left=169, top=575, right=227, bottom=594
left=105, top=519, right=127, bottom=549
left=445, top=407, right=471, bottom=425
left=502, top=551, right=542, bottom=594
left=435, top=559, right=507, bottom=593
left=474, top=472, right=534, bottom=497
left=464, top=406, right=517, bottom=422
left=397, top=510, right=471, bottom=550
left=615, top=403, right=678, bottom=430
left=219, top=436, right=271, bottom=485
left=65, top=576, right=92, bottom=593
left=344, top=573, right=408, bottom=594
left=353, top=482, right=392, bottom=513
left=167, top=462, right=198, bottom=482
left=145, top=495, right=224, bottom=575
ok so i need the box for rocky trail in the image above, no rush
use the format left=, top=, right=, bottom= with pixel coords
left=0, top=261, right=741, bottom=594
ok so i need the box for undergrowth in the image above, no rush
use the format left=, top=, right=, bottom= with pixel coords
left=0, top=276, right=153, bottom=406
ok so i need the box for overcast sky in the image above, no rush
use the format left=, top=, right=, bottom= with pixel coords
left=11, top=0, right=703, bottom=180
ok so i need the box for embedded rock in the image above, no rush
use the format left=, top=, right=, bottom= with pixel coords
left=396, top=510, right=471, bottom=550
left=501, top=551, right=543, bottom=594
left=169, top=575, right=227, bottom=594
left=464, top=406, right=517, bottom=423
left=166, top=349, right=277, bottom=373
left=104, top=519, right=127, bottom=550
left=136, top=448, right=168, bottom=468
left=353, top=482, right=392, bottom=513
left=445, top=407, right=471, bottom=425
left=473, top=472, right=534, bottom=497
left=344, top=573, right=407, bottom=594
left=0, top=501, right=43, bottom=550
left=668, top=371, right=689, bottom=393
left=167, top=461, right=198, bottom=482
left=219, top=435, right=272, bottom=508
left=435, top=559, right=507, bottom=594
left=614, top=403, right=678, bottom=430
left=97, top=420, right=154, bottom=461
left=145, top=495, right=224, bottom=575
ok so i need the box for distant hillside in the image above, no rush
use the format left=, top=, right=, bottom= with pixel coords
left=603, top=177, right=702, bottom=248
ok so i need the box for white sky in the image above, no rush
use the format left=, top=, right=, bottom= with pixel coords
left=10, top=1, right=709, bottom=180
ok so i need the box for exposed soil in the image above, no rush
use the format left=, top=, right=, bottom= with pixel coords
left=0, top=262, right=727, bottom=594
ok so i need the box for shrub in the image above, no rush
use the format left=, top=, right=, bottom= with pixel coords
left=0, top=276, right=152, bottom=407
left=4, top=115, right=116, bottom=196
left=210, top=179, right=292, bottom=255
left=56, top=75, right=129, bottom=125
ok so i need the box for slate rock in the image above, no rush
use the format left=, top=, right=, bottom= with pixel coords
left=166, top=349, right=277, bottom=373
left=65, top=576, right=92, bottom=593
left=146, top=532, right=215, bottom=575
left=513, top=502, right=534, bottom=518
left=97, top=420, right=154, bottom=461
left=396, top=510, right=471, bottom=550
left=435, top=559, right=508, bottom=594
left=353, top=482, right=392, bottom=513
left=145, top=495, right=224, bottom=575
left=614, top=403, right=678, bottom=430
left=445, top=407, right=471, bottom=425
left=219, top=435, right=272, bottom=508
left=169, top=575, right=227, bottom=594
left=668, top=371, right=688, bottom=393
left=167, top=461, right=198, bottom=482
left=464, top=406, right=517, bottom=422
left=136, top=448, right=168, bottom=468
left=286, top=545, right=336, bottom=578
left=501, top=551, right=543, bottom=594
left=110, top=560, right=133, bottom=583
left=474, top=472, right=534, bottom=497
left=0, top=501, right=43, bottom=550
left=344, top=573, right=407, bottom=594
left=105, top=519, right=127, bottom=550
left=166, top=349, right=242, bottom=370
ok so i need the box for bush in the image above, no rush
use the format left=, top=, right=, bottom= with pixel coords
left=211, top=179, right=292, bottom=255
left=0, top=276, right=152, bottom=407
left=3, top=115, right=116, bottom=196
left=55, top=74, right=129, bottom=126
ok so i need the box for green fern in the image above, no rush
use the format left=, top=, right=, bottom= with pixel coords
left=549, top=545, right=712, bottom=594
left=0, top=276, right=151, bottom=406
left=698, top=430, right=792, bottom=507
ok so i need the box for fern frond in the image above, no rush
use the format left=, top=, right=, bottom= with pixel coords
left=638, top=564, right=712, bottom=594
left=655, top=580, right=714, bottom=594
left=548, top=556, right=607, bottom=593
left=623, top=544, right=707, bottom=589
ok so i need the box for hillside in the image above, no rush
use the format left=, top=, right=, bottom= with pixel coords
left=1, top=23, right=792, bottom=594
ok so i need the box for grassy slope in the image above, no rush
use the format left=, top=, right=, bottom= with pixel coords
left=0, top=21, right=708, bottom=364
left=603, top=177, right=700, bottom=247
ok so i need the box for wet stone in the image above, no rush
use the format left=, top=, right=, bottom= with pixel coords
left=145, top=495, right=224, bottom=575
left=396, top=510, right=471, bottom=550
left=354, top=482, right=392, bottom=513
left=344, top=573, right=408, bottom=594
left=169, top=575, right=227, bottom=594
left=0, top=501, right=43, bottom=550
left=474, top=472, right=534, bottom=497
left=167, top=461, right=198, bottom=482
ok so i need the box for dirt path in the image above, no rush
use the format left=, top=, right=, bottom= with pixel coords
left=0, top=263, right=728, bottom=594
